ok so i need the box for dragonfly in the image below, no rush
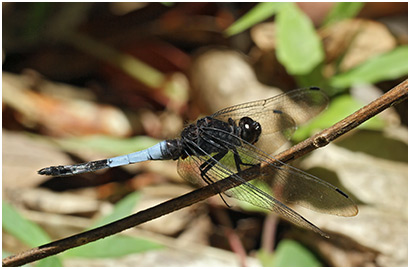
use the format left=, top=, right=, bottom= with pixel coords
left=38, top=87, right=358, bottom=237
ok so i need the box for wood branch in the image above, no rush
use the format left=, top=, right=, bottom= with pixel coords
left=3, top=79, right=407, bottom=267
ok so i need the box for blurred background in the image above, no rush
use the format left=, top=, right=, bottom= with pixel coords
left=2, top=2, right=408, bottom=266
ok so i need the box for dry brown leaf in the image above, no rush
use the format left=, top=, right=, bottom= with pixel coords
left=2, top=130, right=70, bottom=190
left=3, top=72, right=132, bottom=137
left=251, top=22, right=276, bottom=51
left=136, top=184, right=202, bottom=235
left=320, top=19, right=396, bottom=73
left=298, top=141, right=407, bottom=266
left=190, top=49, right=281, bottom=114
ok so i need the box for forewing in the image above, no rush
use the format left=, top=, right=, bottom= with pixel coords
left=211, top=87, right=328, bottom=154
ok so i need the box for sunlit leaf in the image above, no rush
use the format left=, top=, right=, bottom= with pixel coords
left=64, top=192, right=162, bottom=259
left=3, top=202, right=64, bottom=266
left=257, top=239, right=321, bottom=266
left=323, top=2, right=364, bottom=26
left=64, top=235, right=163, bottom=258
left=225, top=3, right=284, bottom=36
left=91, top=192, right=141, bottom=228
left=2, top=201, right=51, bottom=247
left=330, top=46, right=408, bottom=88
left=276, top=3, right=324, bottom=75
left=36, top=256, right=63, bottom=267
left=161, top=2, right=174, bottom=7
left=293, top=94, right=385, bottom=142
left=70, top=33, right=166, bottom=89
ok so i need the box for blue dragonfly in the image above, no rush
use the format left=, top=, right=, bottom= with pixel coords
left=38, top=87, right=358, bottom=237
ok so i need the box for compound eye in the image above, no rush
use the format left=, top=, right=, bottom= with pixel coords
left=239, top=117, right=262, bottom=144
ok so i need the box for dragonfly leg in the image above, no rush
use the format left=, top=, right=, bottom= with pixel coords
left=198, top=150, right=232, bottom=208
left=232, top=147, right=256, bottom=173
left=199, top=150, right=228, bottom=177
left=200, top=165, right=232, bottom=208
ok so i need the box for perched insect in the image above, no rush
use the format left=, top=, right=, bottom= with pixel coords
left=39, top=87, right=358, bottom=237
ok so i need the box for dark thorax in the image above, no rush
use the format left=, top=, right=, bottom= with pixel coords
left=167, top=116, right=262, bottom=160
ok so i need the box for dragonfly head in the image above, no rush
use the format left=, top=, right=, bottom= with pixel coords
left=238, top=117, right=262, bottom=144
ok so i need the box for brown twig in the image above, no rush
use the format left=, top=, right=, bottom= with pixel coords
left=3, top=79, right=407, bottom=267
left=274, top=79, right=407, bottom=163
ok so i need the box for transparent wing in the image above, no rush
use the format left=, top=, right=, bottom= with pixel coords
left=205, top=126, right=358, bottom=216
left=178, top=124, right=358, bottom=214
left=211, top=87, right=328, bottom=154
left=177, top=139, right=329, bottom=237
left=208, top=126, right=357, bottom=216
left=237, top=144, right=358, bottom=217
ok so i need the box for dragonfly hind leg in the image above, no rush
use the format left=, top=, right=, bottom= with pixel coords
left=198, top=150, right=232, bottom=208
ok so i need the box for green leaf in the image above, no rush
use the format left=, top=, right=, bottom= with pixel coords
left=225, top=3, right=284, bottom=36
left=323, top=2, right=364, bottom=26
left=294, top=62, right=327, bottom=88
left=63, top=192, right=162, bottom=259
left=330, top=46, right=408, bottom=88
left=64, top=235, right=163, bottom=258
left=3, top=202, right=63, bottom=266
left=36, top=256, right=63, bottom=267
left=161, top=2, right=174, bottom=7
left=70, top=33, right=176, bottom=92
left=256, top=248, right=276, bottom=266
left=276, top=3, right=324, bottom=75
left=258, top=239, right=321, bottom=266
left=3, top=251, right=12, bottom=259
left=2, top=201, right=51, bottom=247
left=91, top=192, right=141, bottom=229
left=292, top=94, right=385, bottom=142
